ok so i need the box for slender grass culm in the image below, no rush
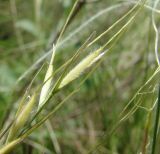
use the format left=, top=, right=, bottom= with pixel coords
left=151, top=85, right=160, bottom=154
left=151, top=0, right=160, bottom=154
left=151, top=0, right=160, bottom=153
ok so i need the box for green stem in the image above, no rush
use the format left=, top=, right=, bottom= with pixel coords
left=151, top=85, right=160, bottom=154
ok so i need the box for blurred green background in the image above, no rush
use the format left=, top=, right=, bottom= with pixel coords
left=0, top=0, right=160, bottom=153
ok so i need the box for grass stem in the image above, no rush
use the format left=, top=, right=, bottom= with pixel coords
left=151, top=85, right=160, bottom=154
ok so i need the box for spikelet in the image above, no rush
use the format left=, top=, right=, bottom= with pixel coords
left=7, top=94, right=36, bottom=142
left=38, top=44, right=55, bottom=109
left=58, top=47, right=103, bottom=89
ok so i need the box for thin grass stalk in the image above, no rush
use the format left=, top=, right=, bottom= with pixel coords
left=87, top=0, right=140, bottom=47
left=120, top=0, right=160, bottom=122
left=35, top=0, right=42, bottom=27
left=142, top=113, right=151, bottom=154
left=102, top=0, right=145, bottom=50
left=55, top=0, right=79, bottom=46
left=151, top=85, right=160, bottom=154
left=0, top=122, right=13, bottom=141
left=0, top=138, right=22, bottom=154
left=152, top=0, right=160, bottom=66
left=45, top=120, right=61, bottom=154
left=151, top=1, right=160, bottom=152
left=130, top=0, right=160, bottom=13
left=119, top=66, right=160, bottom=117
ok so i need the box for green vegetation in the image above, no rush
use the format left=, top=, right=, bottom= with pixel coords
left=0, top=0, right=160, bottom=153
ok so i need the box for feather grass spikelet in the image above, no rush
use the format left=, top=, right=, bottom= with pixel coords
left=6, top=93, right=36, bottom=143
left=58, top=47, right=103, bottom=89
left=38, top=44, right=55, bottom=109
